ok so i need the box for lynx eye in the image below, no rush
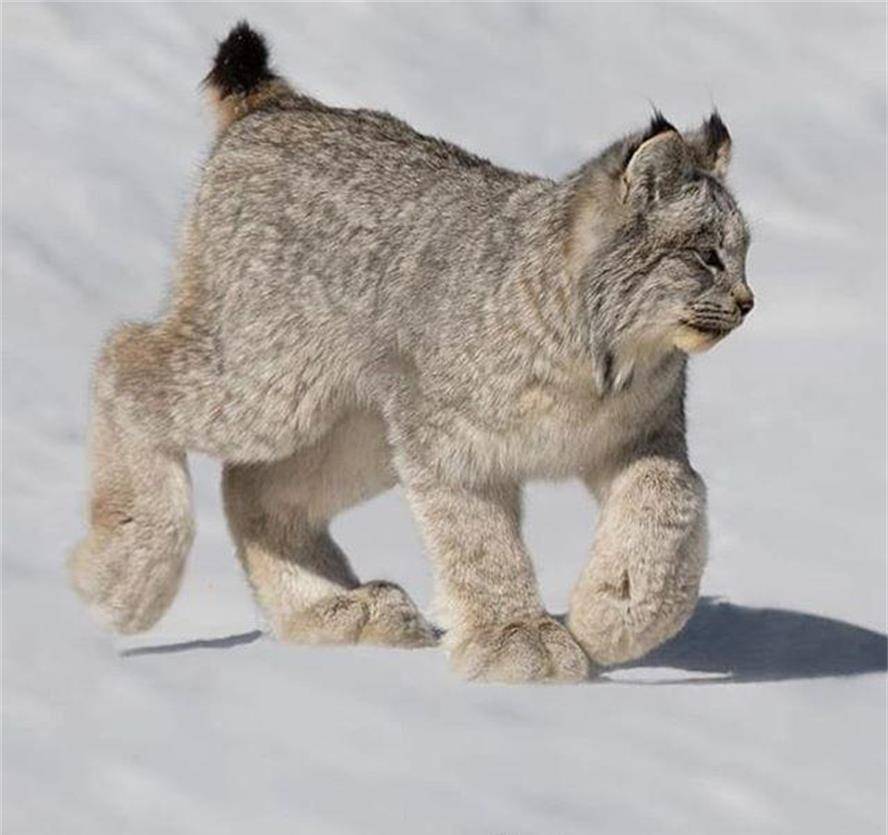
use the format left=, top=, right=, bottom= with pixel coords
left=698, top=249, right=725, bottom=271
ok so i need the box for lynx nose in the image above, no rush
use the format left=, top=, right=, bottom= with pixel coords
left=732, top=285, right=754, bottom=317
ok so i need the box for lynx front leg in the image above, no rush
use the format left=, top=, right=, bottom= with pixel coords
left=569, top=452, right=707, bottom=665
left=402, top=477, right=589, bottom=683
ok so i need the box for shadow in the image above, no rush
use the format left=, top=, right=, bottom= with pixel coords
left=118, top=599, right=887, bottom=687
left=610, top=597, right=887, bottom=684
left=121, top=630, right=264, bottom=657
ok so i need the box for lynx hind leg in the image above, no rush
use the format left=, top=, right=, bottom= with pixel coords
left=69, top=324, right=194, bottom=634
left=222, top=412, right=438, bottom=648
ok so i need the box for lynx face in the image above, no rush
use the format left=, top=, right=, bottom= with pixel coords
left=646, top=173, right=753, bottom=354
left=592, top=113, right=754, bottom=356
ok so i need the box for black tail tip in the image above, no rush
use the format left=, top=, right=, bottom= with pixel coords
left=204, top=21, right=274, bottom=98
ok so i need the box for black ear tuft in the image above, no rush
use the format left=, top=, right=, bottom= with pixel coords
left=643, top=109, right=678, bottom=143
left=704, top=110, right=731, bottom=151
left=622, top=109, right=678, bottom=169
left=686, top=109, right=732, bottom=177
left=204, top=21, right=275, bottom=98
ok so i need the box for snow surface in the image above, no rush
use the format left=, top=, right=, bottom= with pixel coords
left=3, top=3, right=886, bottom=833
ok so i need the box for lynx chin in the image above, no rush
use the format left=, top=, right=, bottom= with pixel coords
left=69, top=22, right=754, bottom=682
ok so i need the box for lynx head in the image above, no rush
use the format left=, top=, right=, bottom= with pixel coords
left=573, top=111, right=753, bottom=356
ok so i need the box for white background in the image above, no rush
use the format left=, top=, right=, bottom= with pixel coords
left=3, top=3, right=886, bottom=833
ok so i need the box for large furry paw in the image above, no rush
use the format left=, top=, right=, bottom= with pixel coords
left=568, top=581, right=697, bottom=665
left=449, top=616, right=591, bottom=683
left=68, top=525, right=190, bottom=635
left=279, top=581, right=439, bottom=648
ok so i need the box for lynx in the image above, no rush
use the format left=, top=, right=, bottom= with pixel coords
left=70, top=23, right=753, bottom=682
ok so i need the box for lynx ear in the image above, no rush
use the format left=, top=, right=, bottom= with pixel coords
left=622, top=114, right=692, bottom=205
left=687, top=111, right=732, bottom=178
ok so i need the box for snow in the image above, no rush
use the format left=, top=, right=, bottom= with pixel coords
left=3, top=3, right=886, bottom=833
